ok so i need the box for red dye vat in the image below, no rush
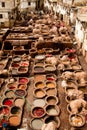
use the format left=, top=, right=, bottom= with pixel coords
left=9, top=85, right=16, bottom=89
left=47, top=77, right=55, bottom=81
left=21, top=62, right=29, bottom=67
left=3, top=99, right=13, bottom=107
left=19, top=78, right=29, bottom=84
left=9, top=86, right=16, bottom=90
left=0, top=106, right=9, bottom=115
left=33, top=108, right=44, bottom=117
left=12, top=63, right=19, bottom=68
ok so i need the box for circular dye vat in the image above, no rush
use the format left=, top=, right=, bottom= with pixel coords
left=33, top=99, right=45, bottom=107
left=46, top=88, right=57, bottom=96
left=35, top=81, right=45, bottom=89
left=35, top=55, right=45, bottom=60
left=46, top=81, right=56, bottom=88
left=34, top=88, right=46, bottom=98
left=21, top=62, right=29, bottom=67
left=15, top=98, right=25, bottom=107
left=14, top=46, right=24, bottom=50
left=45, top=65, right=56, bottom=72
left=35, top=62, right=44, bottom=66
left=69, top=114, right=85, bottom=127
left=13, top=56, right=21, bottom=62
left=0, top=106, right=10, bottom=115
left=18, top=84, right=27, bottom=90
left=19, top=77, right=29, bottom=84
left=12, top=63, right=19, bottom=68
left=45, top=48, right=53, bottom=54
left=46, top=96, right=58, bottom=105
left=29, top=48, right=37, bottom=53
left=34, top=66, right=44, bottom=72
left=29, top=48, right=37, bottom=57
left=15, top=89, right=26, bottom=97
left=3, top=98, right=13, bottom=107
left=9, top=115, right=21, bottom=126
left=34, top=75, right=45, bottom=82
left=30, top=118, right=44, bottom=130
left=44, top=116, right=60, bottom=128
left=31, top=106, right=45, bottom=118
left=5, top=90, right=15, bottom=98
left=18, top=66, right=28, bottom=73
left=7, top=83, right=17, bottom=90
left=45, top=105, right=60, bottom=116
left=11, top=106, right=21, bottom=114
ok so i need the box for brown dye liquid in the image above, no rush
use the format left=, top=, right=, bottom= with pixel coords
left=35, top=90, right=45, bottom=98
left=34, top=66, right=44, bottom=72
left=46, top=82, right=56, bottom=88
left=46, top=88, right=56, bottom=96
left=18, top=67, right=27, bottom=72
left=34, top=75, right=45, bottom=82
left=7, top=83, right=17, bottom=89
left=47, top=98, right=56, bottom=105
left=35, top=82, right=44, bottom=88
left=18, top=84, right=26, bottom=90
left=9, top=116, right=20, bottom=126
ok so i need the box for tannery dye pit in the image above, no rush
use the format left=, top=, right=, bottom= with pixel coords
left=0, top=6, right=87, bottom=130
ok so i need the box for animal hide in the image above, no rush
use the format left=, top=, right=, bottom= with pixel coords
left=69, top=99, right=86, bottom=114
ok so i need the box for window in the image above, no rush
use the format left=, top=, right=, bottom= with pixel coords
left=28, top=2, right=31, bottom=5
left=0, top=14, right=3, bottom=19
left=1, top=22, right=4, bottom=27
left=2, top=2, right=5, bottom=7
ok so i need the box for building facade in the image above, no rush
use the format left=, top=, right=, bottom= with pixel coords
left=0, top=0, right=16, bottom=27
left=0, top=0, right=37, bottom=28
left=17, top=0, right=39, bottom=12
